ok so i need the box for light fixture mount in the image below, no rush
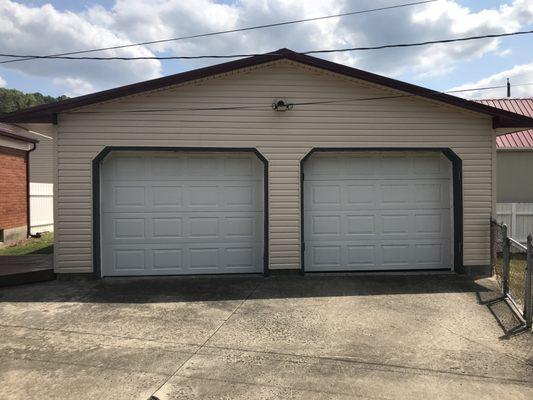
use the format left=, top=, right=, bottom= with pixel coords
left=272, top=99, right=293, bottom=111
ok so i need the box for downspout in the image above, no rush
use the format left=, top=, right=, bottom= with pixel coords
left=26, top=142, right=37, bottom=238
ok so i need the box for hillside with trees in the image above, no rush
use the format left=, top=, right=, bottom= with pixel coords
left=0, top=88, right=68, bottom=114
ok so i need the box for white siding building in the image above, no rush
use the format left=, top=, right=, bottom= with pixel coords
left=2, top=50, right=532, bottom=276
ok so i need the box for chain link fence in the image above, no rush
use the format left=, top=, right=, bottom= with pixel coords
left=491, top=219, right=532, bottom=329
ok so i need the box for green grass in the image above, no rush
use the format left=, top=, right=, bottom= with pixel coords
left=494, top=252, right=527, bottom=308
left=0, top=232, right=54, bottom=256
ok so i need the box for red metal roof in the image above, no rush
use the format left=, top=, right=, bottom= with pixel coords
left=476, top=98, right=533, bottom=148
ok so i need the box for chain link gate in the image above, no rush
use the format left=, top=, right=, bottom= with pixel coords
left=491, top=219, right=533, bottom=329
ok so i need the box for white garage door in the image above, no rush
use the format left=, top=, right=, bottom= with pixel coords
left=303, top=152, right=452, bottom=271
left=100, top=152, right=264, bottom=276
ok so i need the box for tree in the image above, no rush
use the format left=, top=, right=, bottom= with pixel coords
left=0, top=88, right=68, bottom=114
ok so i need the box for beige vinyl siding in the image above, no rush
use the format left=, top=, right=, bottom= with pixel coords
left=29, top=134, right=54, bottom=183
left=20, top=124, right=56, bottom=184
left=55, top=60, right=494, bottom=273
left=497, top=150, right=533, bottom=202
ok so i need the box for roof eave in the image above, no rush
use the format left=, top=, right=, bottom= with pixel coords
left=0, top=129, right=39, bottom=144
left=1, top=49, right=532, bottom=128
left=0, top=113, right=57, bottom=124
left=0, top=52, right=286, bottom=124
left=492, top=116, right=533, bottom=129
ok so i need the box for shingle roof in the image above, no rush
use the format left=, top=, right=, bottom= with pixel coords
left=1, top=48, right=533, bottom=129
left=0, top=123, right=39, bottom=144
left=476, top=98, right=533, bottom=149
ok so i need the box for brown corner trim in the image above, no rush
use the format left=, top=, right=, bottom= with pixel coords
left=299, top=147, right=463, bottom=274
left=91, top=146, right=270, bottom=278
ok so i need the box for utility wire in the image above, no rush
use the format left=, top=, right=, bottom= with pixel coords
left=1, top=29, right=531, bottom=61
left=65, top=82, right=533, bottom=114
left=304, top=30, right=533, bottom=55
left=0, top=0, right=437, bottom=65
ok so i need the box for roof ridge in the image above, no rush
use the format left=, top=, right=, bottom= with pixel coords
left=0, top=49, right=532, bottom=129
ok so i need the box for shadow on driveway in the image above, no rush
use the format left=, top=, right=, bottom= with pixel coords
left=1, top=273, right=532, bottom=400
left=0, top=273, right=495, bottom=304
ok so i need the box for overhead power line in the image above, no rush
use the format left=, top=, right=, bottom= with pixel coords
left=65, top=82, right=533, bottom=114
left=1, top=29, right=531, bottom=62
left=304, top=30, right=533, bottom=55
left=0, top=0, right=437, bottom=65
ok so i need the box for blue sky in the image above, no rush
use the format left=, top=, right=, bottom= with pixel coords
left=1, top=0, right=532, bottom=99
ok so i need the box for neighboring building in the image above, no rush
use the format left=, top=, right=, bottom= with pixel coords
left=477, top=98, right=533, bottom=242
left=1, top=49, right=533, bottom=277
left=24, top=124, right=55, bottom=234
left=0, top=124, right=38, bottom=244
left=0, top=123, right=55, bottom=235
left=477, top=98, right=533, bottom=202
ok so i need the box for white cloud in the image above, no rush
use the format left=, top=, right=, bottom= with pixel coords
left=0, top=0, right=531, bottom=95
left=52, top=77, right=95, bottom=97
left=401, top=0, right=533, bottom=78
left=0, top=1, right=161, bottom=95
left=498, top=48, right=513, bottom=57
left=448, top=62, right=533, bottom=99
left=0, top=74, right=5, bottom=87
left=82, top=0, right=533, bottom=77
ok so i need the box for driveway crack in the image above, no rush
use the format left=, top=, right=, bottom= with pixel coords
left=147, top=279, right=263, bottom=399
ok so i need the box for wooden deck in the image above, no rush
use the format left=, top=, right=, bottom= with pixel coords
left=0, top=255, right=55, bottom=287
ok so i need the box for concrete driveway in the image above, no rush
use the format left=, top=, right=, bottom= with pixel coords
left=0, top=274, right=532, bottom=400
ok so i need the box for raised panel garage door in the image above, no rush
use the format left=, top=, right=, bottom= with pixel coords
left=100, top=152, right=264, bottom=276
left=303, top=152, right=452, bottom=271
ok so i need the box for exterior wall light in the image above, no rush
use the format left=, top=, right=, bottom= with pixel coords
left=272, top=99, right=293, bottom=111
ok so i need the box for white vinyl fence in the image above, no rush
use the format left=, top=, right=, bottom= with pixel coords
left=30, top=182, right=54, bottom=234
left=496, top=203, right=533, bottom=244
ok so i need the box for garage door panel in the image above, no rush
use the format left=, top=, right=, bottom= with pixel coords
left=103, top=154, right=261, bottom=179
left=312, top=215, right=342, bottom=236
left=305, top=180, right=450, bottom=211
left=112, top=185, right=146, bottom=207
left=101, top=152, right=264, bottom=276
left=152, top=217, right=183, bottom=238
left=111, top=156, right=147, bottom=179
left=305, top=152, right=451, bottom=181
left=381, top=243, right=410, bottom=267
left=102, top=242, right=263, bottom=275
left=346, top=215, right=376, bottom=237
left=189, top=185, right=219, bottom=207
left=413, top=155, right=447, bottom=175
left=305, top=209, right=450, bottom=242
left=113, top=217, right=146, bottom=239
left=304, top=152, right=452, bottom=271
left=103, top=212, right=263, bottom=244
left=150, top=157, right=185, bottom=177
left=224, top=247, right=261, bottom=271
left=305, top=240, right=451, bottom=271
left=152, top=185, right=183, bottom=207
left=381, top=184, right=409, bottom=206
left=347, top=245, right=376, bottom=267
left=346, top=184, right=376, bottom=206
left=153, top=249, right=183, bottom=270
left=102, top=180, right=262, bottom=212
left=311, top=245, right=342, bottom=269
left=381, top=214, right=409, bottom=235
left=224, top=157, right=256, bottom=177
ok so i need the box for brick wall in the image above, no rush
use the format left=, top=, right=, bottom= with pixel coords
left=0, top=148, right=27, bottom=229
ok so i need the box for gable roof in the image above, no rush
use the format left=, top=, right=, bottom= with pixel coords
left=1, top=48, right=533, bottom=129
left=0, top=123, right=39, bottom=144
left=476, top=98, right=533, bottom=149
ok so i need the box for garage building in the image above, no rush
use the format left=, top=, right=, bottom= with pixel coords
left=2, top=49, right=533, bottom=276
